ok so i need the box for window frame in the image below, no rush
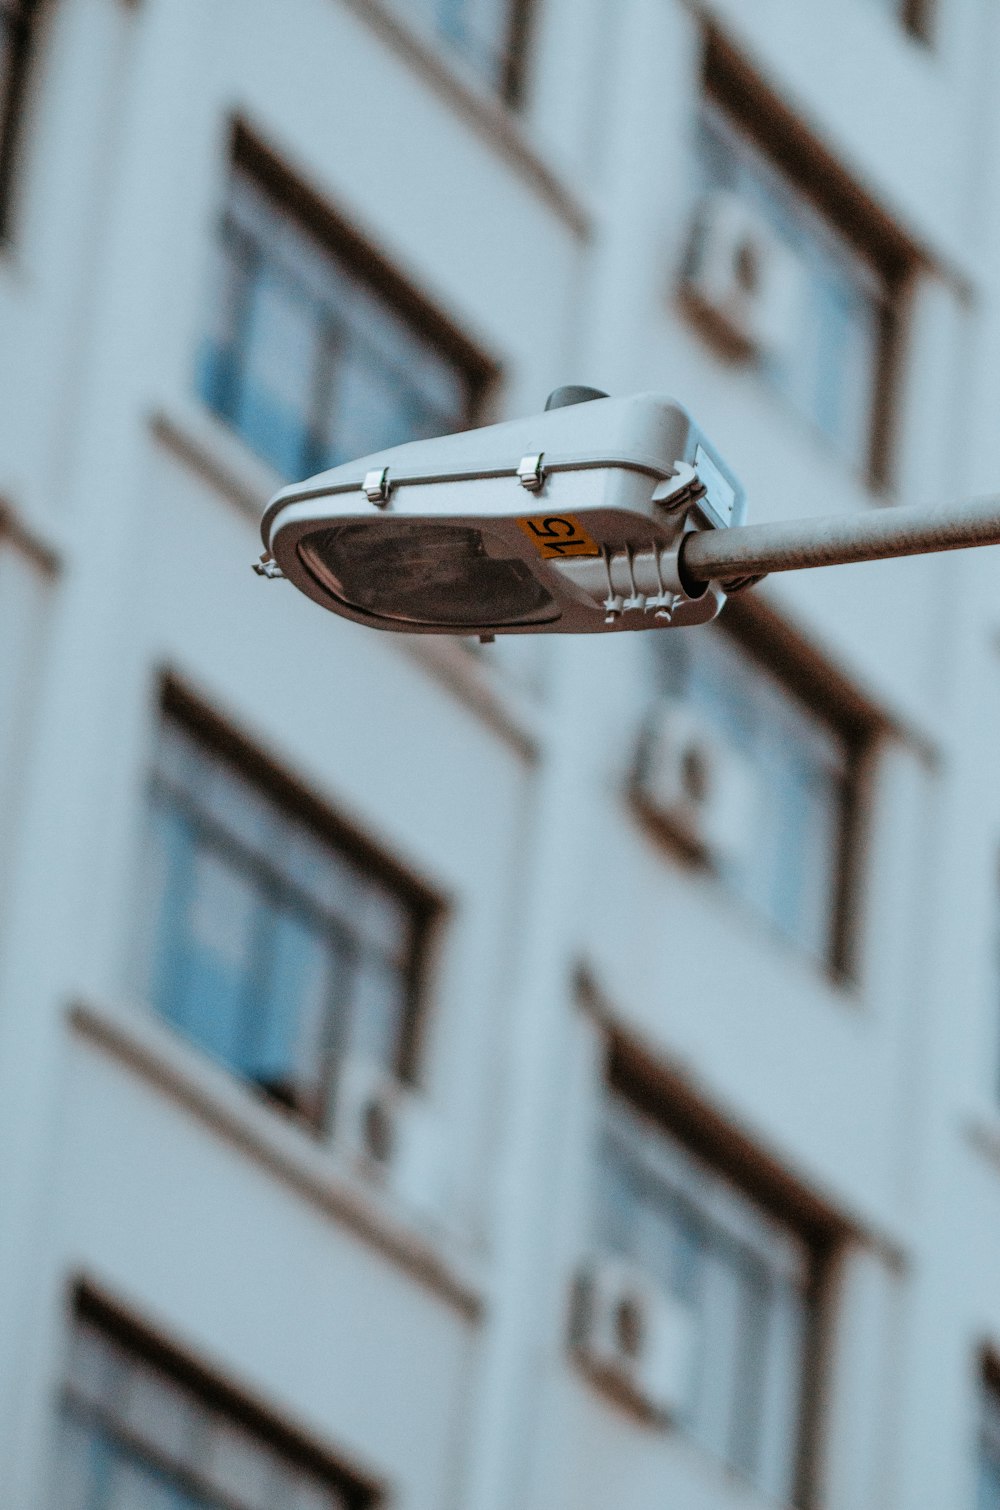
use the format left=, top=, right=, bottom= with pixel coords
left=900, top=0, right=935, bottom=43
left=594, top=1037, right=842, bottom=1508
left=500, top=0, right=534, bottom=107
left=978, top=1356, right=1000, bottom=1510
left=142, top=679, right=442, bottom=1120
left=60, top=1284, right=380, bottom=1510
left=690, top=32, right=918, bottom=491
left=0, top=0, right=38, bottom=240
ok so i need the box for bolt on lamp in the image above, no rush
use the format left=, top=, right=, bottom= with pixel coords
left=257, top=386, right=1000, bottom=636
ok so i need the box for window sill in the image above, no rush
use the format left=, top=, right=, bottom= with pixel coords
left=150, top=399, right=284, bottom=527
left=343, top=0, right=592, bottom=239
left=68, top=996, right=488, bottom=1320
left=626, top=791, right=861, bottom=1005
left=0, top=489, right=65, bottom=574
left=149, top=399, right=548, bottom=763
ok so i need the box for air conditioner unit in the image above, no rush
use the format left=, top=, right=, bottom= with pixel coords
left=334, top=1059, right=448, bottom=1225
left=571, top=1256, right=697, bottom=1421
left=634, top=698, right=757, bottom=869
left=685, top=188, right=804, bottom=361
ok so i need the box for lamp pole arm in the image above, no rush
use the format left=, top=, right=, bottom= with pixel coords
left=681, top=491, right=1000, bottom=589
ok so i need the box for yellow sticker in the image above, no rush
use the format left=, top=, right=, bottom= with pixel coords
left=517, top=513, right=601, bottom=559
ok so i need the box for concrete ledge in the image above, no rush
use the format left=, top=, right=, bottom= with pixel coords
left=69, top=996, right=489, bottom=1321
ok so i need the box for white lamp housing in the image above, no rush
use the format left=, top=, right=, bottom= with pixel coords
left=257, top=392, right=746, bottom=636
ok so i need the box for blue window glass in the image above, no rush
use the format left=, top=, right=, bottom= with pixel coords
left=198, top=160, right=483, bottom=482
left=594, top=1090, right=814, bottom=1505
left=652, top=621, right=861, bottom=969
left=689, top=102, right=896, bottom=481
left=139, top=709, right=429, bottom=1125
left=55, top=1310, right=371, bottom=1510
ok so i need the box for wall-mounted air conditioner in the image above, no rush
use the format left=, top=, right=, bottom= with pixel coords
left=334, top=1058, right=448, bottom=1225
left=684, top=188, right=804, bottom=362
left=633, top=698, right=757, bottom=870
left=571, top=1255, right=697, bottom=1420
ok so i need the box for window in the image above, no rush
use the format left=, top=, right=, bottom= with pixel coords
left=55, top=1299, right=376, bottom=1510
left=685, top=43, right=912, bottom=486
left=592, top=1080, right=821, bottom=1505
left=978, top=1366, right=1000, bottom=1510
left=137, top=694, right=435, bottom=1126
left=650, top=611, right=868, bottom=972
left=0, top=0, right=36, bottom=236
left=396, top=0, right=531, bottom=98
left=198, top=136, right=489, bottom=483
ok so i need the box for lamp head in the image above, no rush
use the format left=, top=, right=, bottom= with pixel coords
left=257, top=392, right=745, bottom=635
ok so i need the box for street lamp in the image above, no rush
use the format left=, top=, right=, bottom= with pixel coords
left=256, top=387, right=1000, bottom=636
left=256, top=388, right=745, bottom=636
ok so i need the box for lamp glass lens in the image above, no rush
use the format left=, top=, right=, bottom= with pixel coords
left=297, top=520, right=558, bottom=628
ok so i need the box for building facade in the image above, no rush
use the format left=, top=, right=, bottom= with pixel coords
left=3, top=0, right=1000, bottom=1506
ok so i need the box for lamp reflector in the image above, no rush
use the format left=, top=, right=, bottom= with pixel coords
left=297, top=520, right=558, bottom=629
